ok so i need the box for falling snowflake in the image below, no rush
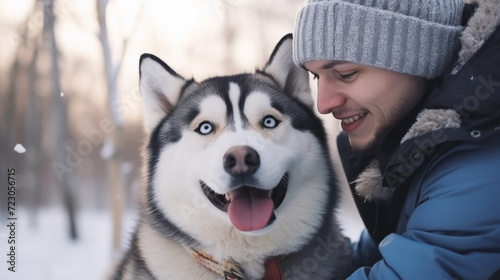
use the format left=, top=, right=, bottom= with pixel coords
left=14, top=144, right=26, bottom=154
left=61, top=91, right=65, bottom=97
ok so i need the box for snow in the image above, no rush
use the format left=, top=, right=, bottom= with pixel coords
left=100, top=137, right=115, bottom=160
left=338, top=208, right=364, bottom=242
left=13, top=144, right=26, bottom=154
left=0, top=208, right=137, bottom=280
left=121, top=161, right=134, bottom=175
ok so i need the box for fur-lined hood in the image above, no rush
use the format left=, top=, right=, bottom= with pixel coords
left=355, top=0, right=500, bottom=202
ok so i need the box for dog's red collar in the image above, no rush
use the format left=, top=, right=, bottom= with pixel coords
left=183, top=246, right=283, bottom=280
left=262, top=257, right=284, bottom=280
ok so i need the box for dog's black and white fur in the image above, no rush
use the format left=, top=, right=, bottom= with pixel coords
left=111, top=34, right=353, bottom=280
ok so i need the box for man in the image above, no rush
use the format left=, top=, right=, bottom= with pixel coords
left=292, top=0, right=500, bottom=279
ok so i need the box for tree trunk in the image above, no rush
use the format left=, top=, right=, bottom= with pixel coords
left=44, top=0, right=78, bottom=240
left=96, top=0, right=125, bottom=255
left=25, top=33, right=42, bottom=229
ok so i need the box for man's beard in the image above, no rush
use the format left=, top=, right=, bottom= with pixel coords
left=350, top=82, right=427, bottom=158
left=350, top=125, right=384, bottom=158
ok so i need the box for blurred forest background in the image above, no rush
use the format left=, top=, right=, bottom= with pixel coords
left=0, top=0, right=361, bottom=279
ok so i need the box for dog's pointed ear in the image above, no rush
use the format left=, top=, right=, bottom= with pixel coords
left=263, top=34, right=313, bottom=108
left=139, top=54, right=187, bottom=132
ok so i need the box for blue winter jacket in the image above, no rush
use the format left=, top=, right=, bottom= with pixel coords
left=348, top=135, right=500, bottom=279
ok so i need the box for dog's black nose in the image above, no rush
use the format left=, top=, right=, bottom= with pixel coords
left=223, top=146, right=260, bottom=176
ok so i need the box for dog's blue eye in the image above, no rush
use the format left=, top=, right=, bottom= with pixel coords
left=262, top=115, right=279, bottom=128
left=196, top=121, right=214, bottom=135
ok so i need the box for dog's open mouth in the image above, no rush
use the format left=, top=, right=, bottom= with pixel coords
left=200, top=173, right=288, bottom=232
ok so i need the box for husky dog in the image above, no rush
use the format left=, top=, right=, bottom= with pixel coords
left=111, top=34, right=353, bottom=280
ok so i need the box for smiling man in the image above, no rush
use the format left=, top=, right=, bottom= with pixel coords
left=292, top=0, right=500, bottom=279
left=305, top=60, right=425, bottom=151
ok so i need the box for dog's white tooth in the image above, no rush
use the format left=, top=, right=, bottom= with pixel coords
left=225, top=193, right=231, bottom=202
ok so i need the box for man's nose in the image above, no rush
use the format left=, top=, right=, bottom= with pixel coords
left=316, top=78, right=347, bottom=114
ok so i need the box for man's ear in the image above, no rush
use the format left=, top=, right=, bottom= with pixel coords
left=263, top=34, right=313, bottom=108
left=139, top=54, right=187, bottom=132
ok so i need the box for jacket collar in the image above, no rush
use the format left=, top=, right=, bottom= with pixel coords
left=453, top=0, right=500, bottom=74
left=354, top=109, right=461, bottom=202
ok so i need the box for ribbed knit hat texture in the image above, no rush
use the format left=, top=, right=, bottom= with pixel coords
left=294, top=0, right=465, bottom=78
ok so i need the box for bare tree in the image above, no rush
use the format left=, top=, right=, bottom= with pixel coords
left=44, top=0, right=78, bottom=240
left=1, top=1, right=42, bottom=228
left=96, top=0, right=144, bottom=255
left=25, top=28, right=42, bottom=229
left=0, top=14, right=30, bottom=180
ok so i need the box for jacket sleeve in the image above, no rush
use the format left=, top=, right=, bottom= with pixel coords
left=351, top=230, right=382, bottom=269
left=346, top=139, right=500, bottom=280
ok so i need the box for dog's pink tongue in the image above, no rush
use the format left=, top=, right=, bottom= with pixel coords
left=228, top=187, right=274, bottom=232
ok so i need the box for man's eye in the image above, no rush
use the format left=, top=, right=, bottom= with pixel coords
left=196, top=121, right=215, bottom=135
left=339, top=72, right=357, bottom=81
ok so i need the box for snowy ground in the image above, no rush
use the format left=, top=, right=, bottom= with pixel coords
left=0, top=200, right=363, bottom=280
left=0, top=208, right=137, bottom=280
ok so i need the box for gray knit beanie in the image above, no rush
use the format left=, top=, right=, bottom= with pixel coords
left=294, top=0, right=465, bottom=78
